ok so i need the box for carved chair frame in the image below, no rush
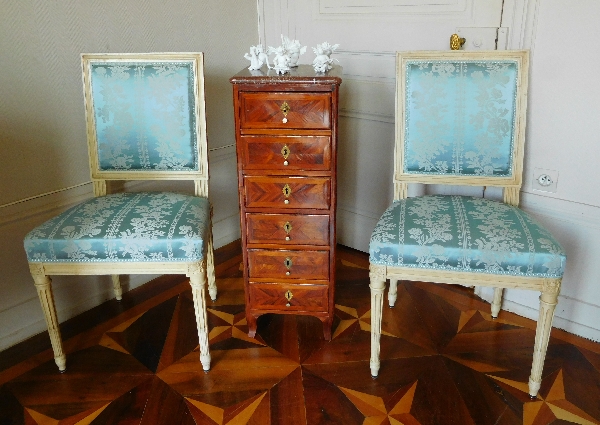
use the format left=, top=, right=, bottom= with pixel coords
left=369, top=50, right=562, bottom=398
left=29, top=53, right=215, bottom=373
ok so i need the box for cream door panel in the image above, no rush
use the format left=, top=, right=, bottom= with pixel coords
left=260, top=0, right=505, bottom=251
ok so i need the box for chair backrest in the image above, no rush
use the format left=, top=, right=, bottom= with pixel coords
left=81, top=53, right=209, bottom=197
left=394, top=50, right=529, bottom=206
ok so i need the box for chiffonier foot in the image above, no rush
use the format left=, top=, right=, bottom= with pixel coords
left=320, top=317, right=333, bottom=341
left=247, top=314, right=258, bottom=338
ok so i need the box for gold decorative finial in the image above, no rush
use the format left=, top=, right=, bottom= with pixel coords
left=450, top=34, right=466, bottom=50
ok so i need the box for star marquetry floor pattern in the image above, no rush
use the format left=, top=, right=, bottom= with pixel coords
left=1, top=242, right=599, bottom=424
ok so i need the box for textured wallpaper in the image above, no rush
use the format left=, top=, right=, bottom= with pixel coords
left=0, top=0, right=257, bottom=205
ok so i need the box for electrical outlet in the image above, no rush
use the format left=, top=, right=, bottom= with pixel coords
left=532, top=167, right=558, bottom=193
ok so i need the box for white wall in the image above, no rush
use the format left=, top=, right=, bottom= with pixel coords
left=0, top=0, right=255, bottom=350
left=478, top=0, right=600, bottom=341
left=259, top=0, right=600, bottom=341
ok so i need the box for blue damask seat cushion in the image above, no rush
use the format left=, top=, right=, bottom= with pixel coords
left=25, top=192, right=209, bottom=263
left=369, top=195, right=566, bottom=278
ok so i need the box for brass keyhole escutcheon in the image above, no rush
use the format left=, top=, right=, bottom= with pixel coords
left=283, top=221, right=292, bottom=240
left=284, top=257, right=293, bottom=269
left=280, top=102, right=291, bottom=123
left=280, top=102, right=291, bottom=116
left=282, top=183, right=292, bottom=198
left=281, top=145, right=290, bottom=160
left=285, top=290, right=293, bottom=307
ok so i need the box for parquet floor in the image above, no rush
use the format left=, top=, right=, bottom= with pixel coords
left=1, top=242, right=600, bottom=425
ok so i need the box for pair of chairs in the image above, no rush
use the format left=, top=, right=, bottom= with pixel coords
left=368, top=50, right=566, bottom=398
left=24, top=53, right=216, bottom=373
left=24, top=50, right=566, bottom=400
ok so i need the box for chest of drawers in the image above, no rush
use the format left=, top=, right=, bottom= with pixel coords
left=230, top=65, right=342, bottom=340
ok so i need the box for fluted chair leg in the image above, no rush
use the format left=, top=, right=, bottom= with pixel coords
left=30, top=267, right=66, bottom=372
left=369, top=264, right=387, bottom=378
left=388, top=279, right=399, bottom=307
left=206, top=225, right=217, bottom=302
left=528, top=280, right=561, bottom=397
left=112, top=274, right=123, bottom=301
left=189, top=262, right=211, bottom=372
left=491, top=287, right=503, bottom=318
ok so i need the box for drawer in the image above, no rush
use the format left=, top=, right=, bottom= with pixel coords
left=244, top=177, right=330, bottom=210
left=248, top=282, right=329, bottom=311
left=246, top=214, right=330, bottom=245
left=240, top=92, right=331, bottom=130
left=240, top=136, right=331, bottom=171
left=248, top=249, right=329, bottom=280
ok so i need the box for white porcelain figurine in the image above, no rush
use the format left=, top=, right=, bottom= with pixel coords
left=244, top=45, right=271, bottom=71
left=256, top=45, right=271, bottom=69
left=281, top=35, right=306, bottom=67
left=270, top=45, right=291, bottom=75
left=312, top=42, right=339, bottom=73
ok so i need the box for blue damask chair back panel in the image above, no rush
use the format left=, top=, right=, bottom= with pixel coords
left=83, top=54, right=208, bottom=179
left=404, top=60, right=518, bottom=177
left=397, top=51, right=528, bottom=190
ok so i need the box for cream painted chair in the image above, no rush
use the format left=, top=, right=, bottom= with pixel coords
left=368, top=50, right=566, bottom=397
left=24, top=53, right=216, bottom=372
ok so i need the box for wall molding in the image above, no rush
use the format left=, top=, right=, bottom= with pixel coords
left=314, top=0, right=481, bottom=22
left=521, top=191, right=600, bottom=230
left=0, top=184, right=94, bottom=228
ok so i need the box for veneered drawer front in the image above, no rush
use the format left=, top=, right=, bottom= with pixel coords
left=246, top=214, right=330, bottom=245
left=244, top=177, right=330, bottom=210
left=240, top=92, right=331, bottom=130
left=240, top=136, right=331, bottom=171
left=248, top=249, right=329, bottom=280
left=248, top=282, right=329, bottom=312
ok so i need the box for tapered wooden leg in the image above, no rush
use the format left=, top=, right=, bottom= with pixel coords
left=30, top=265, right=66, bottom=372
left=247, top=313, right=258, bottom=338
left=206, top=224, right=217, bottom=302
left=369, top=264, right=387, bottom=378
left=188, top=262, right=211, bottom=372
left=491, top=287, right=503, bottom=318
left=528, top=279, right=561, bottom=397
left=388, top=279, right=399, bottom=307
left=112, top=274, right=122, bottom=301
left=320, top=317, right=332, bottom=341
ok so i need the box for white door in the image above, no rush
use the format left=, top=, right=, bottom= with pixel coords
left=259, top=0, right=513, bottom=252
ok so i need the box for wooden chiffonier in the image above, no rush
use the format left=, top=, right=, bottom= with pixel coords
left=230, top=65, right=342, bottom=340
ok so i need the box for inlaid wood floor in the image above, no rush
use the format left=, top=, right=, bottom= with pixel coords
left=1, top=242, right=600, bottom=425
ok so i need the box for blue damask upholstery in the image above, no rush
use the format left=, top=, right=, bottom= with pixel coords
left=90, top=61, right=198, bottom=171
left=25, top=192, right=209, bottom=263
left=403, top=60, right=518, bottom=177
left=370, top=195, right=565, bottom=278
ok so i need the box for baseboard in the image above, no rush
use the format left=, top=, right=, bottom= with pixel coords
left=475, top=286, right=600, bottom=343
left=212, top=212, right=241, bottom=249
left=336, top=206, right=378, bottom=253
